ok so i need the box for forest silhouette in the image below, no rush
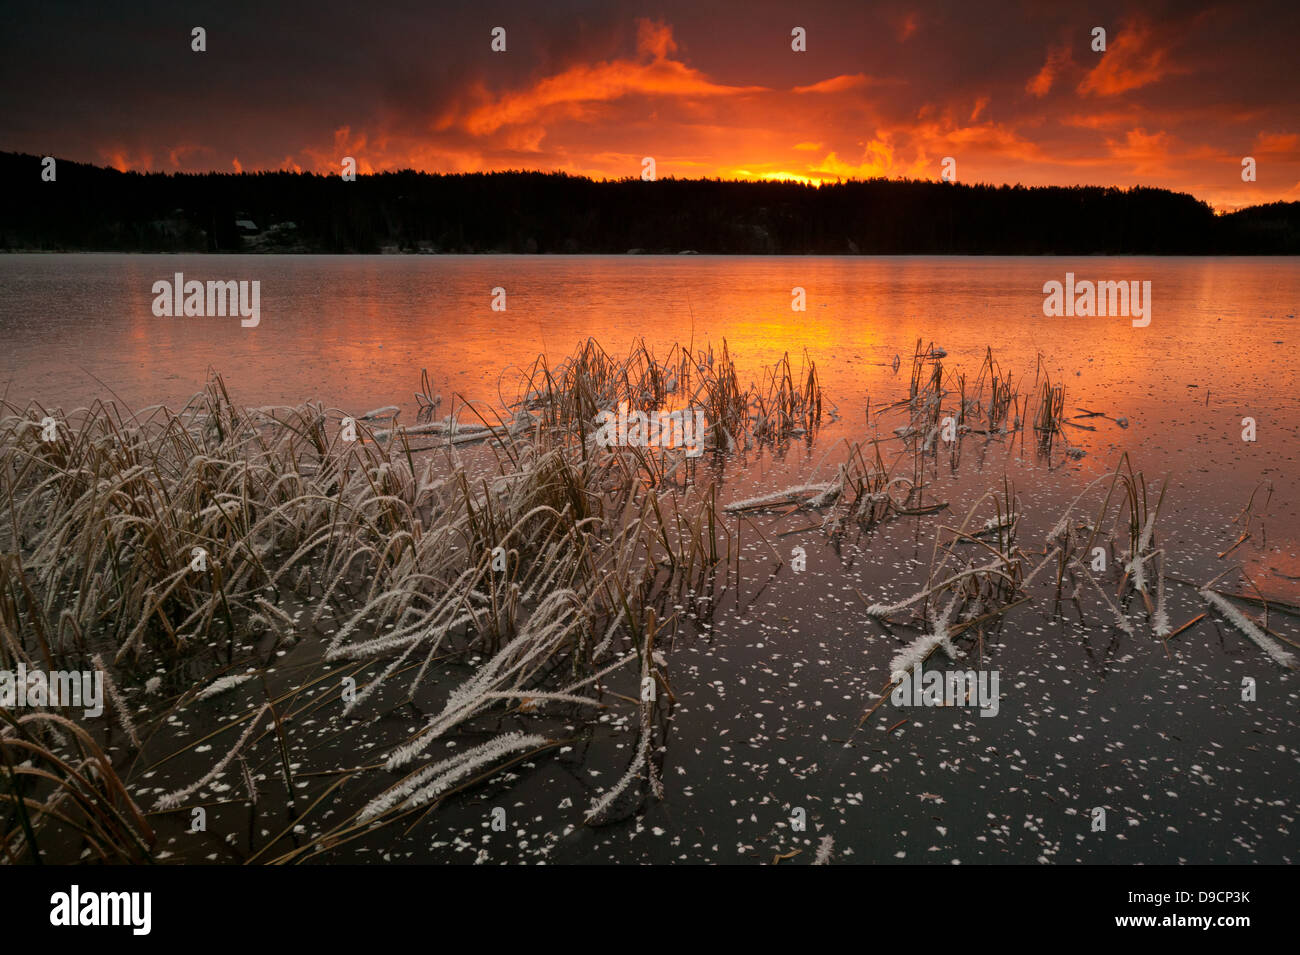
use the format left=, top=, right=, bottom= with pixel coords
left=5, top=152, right=1297, bottom=254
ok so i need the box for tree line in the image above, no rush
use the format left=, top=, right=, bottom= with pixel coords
left=4, top=152, right=1297, bottom=254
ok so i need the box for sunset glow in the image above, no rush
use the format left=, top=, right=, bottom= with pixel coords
left=2, top=2, right=1297, bottom=210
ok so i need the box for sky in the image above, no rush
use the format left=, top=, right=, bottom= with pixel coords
left=2, top=0, right=1297, bottom=210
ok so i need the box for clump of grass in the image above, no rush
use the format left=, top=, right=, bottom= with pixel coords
left=0, top=337, right=824, bottom=861
left=7, top=334, right=1252, bottom=862
left=976, top=347, right=1017, bottom=433
left=512, top=337, right=826, bottom=456
left=1033, top=377, right=1066, bottom=445
left=1, top=710, right=154, bottom=863
left=852, top=444, right=1205, bottom=724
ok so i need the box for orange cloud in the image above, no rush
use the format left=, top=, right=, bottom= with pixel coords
left=138, top=14, right=1292, bottom=212
left=794, top=74, right=870, bottom=94
left=1253, top=132, right=1300, bottom=155
left=1078, top=20, right=1176, bottom=96
left=99, top=147, right=153, bottom=172
left=636, top=19, right=677, bottom=60
left=1105, top=127, right=1175, bottom=174
left=460, top=20, right=764, bottom=137
left=167, top=143, right=203, bottom=168
left=299, top=126, right=376, bottom=175
left=1061, top=110, right=1138, bottom=130
left=808, top=139, right=905, bottom=181
left=1027, top=45, right=1072, bottom=98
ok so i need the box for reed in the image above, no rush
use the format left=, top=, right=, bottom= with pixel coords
left=2, top=335, right=1252, bottom=863
left=0, top=336, right=824, bottom=860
